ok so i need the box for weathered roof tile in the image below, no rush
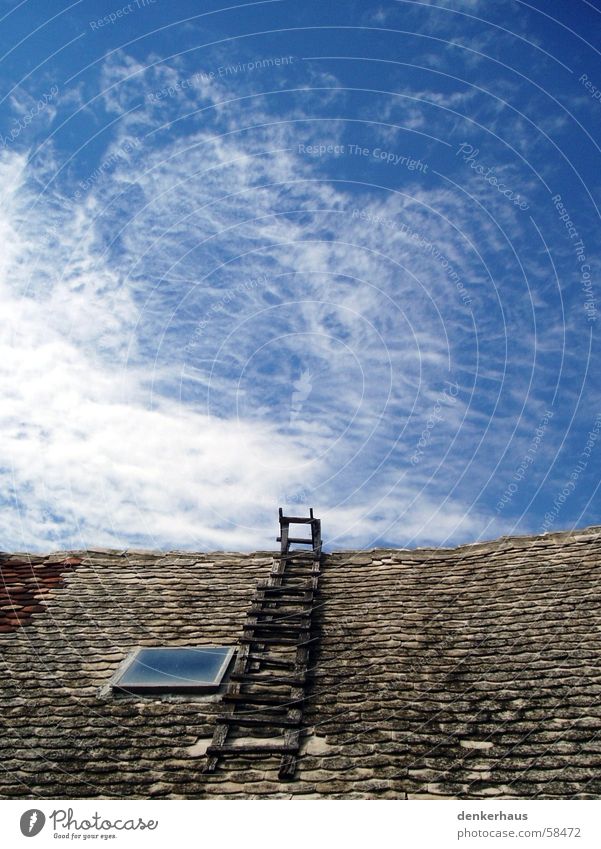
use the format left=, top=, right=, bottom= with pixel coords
left=1, top=525, right=600, bottom=798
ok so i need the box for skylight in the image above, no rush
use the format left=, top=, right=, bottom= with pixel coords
left=111, top=646, right=235, bottom=693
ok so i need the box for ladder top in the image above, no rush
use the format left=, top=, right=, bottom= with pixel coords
left=279, top=507, right=317, bottom=524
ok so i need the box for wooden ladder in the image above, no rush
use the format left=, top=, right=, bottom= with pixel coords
left=205, top=508, right=322, bottom=780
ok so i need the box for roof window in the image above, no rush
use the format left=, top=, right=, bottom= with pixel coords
left=111, top=646, right=235, bottom=693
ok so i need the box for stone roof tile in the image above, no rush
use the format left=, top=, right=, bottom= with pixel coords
left=1, top=525, right=600, bottom=798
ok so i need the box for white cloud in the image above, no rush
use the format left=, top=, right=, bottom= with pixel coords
left=1, top=44, right=583, bottom=553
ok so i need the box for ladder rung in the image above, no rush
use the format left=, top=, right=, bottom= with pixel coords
left=279, top=553, right=318, bottom=561
left=223, top=704, right=292, bottom=717
left=243, top=622, right=310, bottom=634
left=280, top=562, right=319, bottom=568
left=246, top=655, right=297, bottom=669
left=254, top=616, right=312, bottom=625
left=223, top=692, right=304, bottom=706
left=249, top=612, right=312, bottom=623
left=257, top=585, right=314, bottom=596
left=219, top=714, right=302, bottom=728
left=207, top=743, right=298, bottom=756
left=273, top=568, right=320, bottom=578
left=277, top=556, right=319, bottom=563
left=240, top=634, right=318, bottom=647
left=252, top=599, right=313, bottom=610
left=278, top=536, right=314, bottom=544
left=280, top=548, right=321, bottom=562
left=279, top=516, right=317, bottom=524
left=239, top=635, right=308, bottom=647
left=230, top=673, right=306, bottom=686
left=252, top=600, right=312, bottom=611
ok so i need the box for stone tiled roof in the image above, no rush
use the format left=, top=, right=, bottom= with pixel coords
left=0, top=554, right=81, bottom=632
left=1, top=526, right=600, bottom=799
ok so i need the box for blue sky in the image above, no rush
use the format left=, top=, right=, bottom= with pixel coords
left=0, top=0, right=600, bottom=552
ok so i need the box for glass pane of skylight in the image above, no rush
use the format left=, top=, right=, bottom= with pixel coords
left=113, top=646, right=234, bottom=691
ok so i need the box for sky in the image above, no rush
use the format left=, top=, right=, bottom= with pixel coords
left=0, top=0, right=600, bottom=553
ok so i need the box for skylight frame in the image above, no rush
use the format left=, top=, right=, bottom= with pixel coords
left=110, top=645, right=236, bottom=694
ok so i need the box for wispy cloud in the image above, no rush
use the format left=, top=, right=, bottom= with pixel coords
left=1, top=0, right=599, bottom=553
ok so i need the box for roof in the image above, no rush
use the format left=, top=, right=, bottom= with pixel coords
left=1, top=526, right=601, bottom=799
